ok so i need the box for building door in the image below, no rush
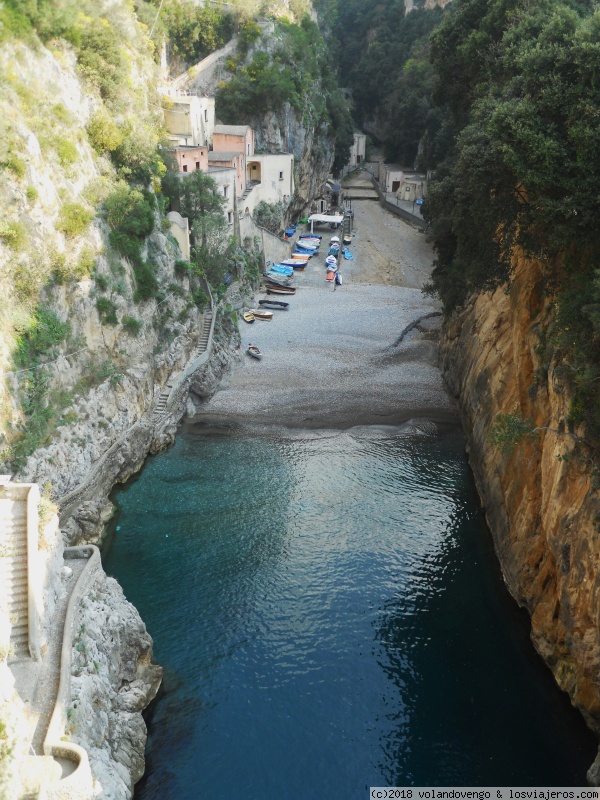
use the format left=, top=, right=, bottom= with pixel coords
left=392, top=180, right=400, bottom=192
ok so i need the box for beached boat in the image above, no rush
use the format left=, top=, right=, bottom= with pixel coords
left=299, top=233, right=322, bottom=240
left=247, top=344, right=262, bottom=359
left=242, top=310, right=255, bottom=323
left=280, top=259, right=308, bottom=269
left=264, top=271, right=294, bottom=286
left=250, top=308, right=274, bottom=321
left=265, top=284, right=296, bottom=295
left=259, top=299, right=289, bottom=310
left=269, top=264, right=294, bottom=276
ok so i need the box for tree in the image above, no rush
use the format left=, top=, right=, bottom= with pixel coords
left=179, top=171, right=230, bottom=285
left=180, top=171, right=226, bottom=250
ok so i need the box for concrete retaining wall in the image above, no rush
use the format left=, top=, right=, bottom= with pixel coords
left=238, top=215, right=291, bottom=267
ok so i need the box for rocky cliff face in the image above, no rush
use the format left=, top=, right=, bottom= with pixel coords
left=252, top=105, right=335, bottom=219
left=69, top=570, right=162, bottom=800
left=440, top=252, right=600, bottom=774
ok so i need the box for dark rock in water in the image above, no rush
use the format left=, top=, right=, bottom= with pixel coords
left=588, top=749, right=600, bottom=786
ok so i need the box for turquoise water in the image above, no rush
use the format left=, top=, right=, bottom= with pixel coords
left=103, top=425, right=596, bottom=798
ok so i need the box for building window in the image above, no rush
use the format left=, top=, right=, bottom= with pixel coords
left=279, top=171, right=284, bottom=181
left=195, top=162, right=200, bottom=170
left=223, top=185, right=228, bottom=198
left=228, top=211, right=233, bottom=224
left=204, top=109, right=208, bottom=121
left=183, top=164, right=188, bottom=173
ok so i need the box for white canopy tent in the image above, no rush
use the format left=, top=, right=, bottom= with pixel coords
left=307, top=213, right=344, bottom=233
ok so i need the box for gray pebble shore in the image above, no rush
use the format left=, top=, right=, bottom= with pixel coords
left=192, top=195, right=458, bottom=432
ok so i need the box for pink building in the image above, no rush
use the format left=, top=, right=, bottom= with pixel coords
left=208, top=151, right=245, bottom=198
left=172, top=146, right=209, bottom=174
left=212, top=125, right=254, bottom=159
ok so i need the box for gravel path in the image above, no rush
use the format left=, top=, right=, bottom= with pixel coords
left=192, top=194, right=456, bottom=431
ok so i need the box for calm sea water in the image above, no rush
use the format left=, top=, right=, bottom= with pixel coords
left=103, top=425, right=596, bottom=798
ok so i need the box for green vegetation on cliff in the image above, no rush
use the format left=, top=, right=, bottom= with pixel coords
left=423, top=0, right=600, bottom=440
left=331, top=1, right=446, bottom=168
left=216, top=15, right=354, bottom=174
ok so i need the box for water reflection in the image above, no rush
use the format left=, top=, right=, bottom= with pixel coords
left=103, top=427, right=596, bottom=799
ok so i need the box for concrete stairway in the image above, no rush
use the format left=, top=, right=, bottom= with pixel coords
left=0, top=486, right=30, bottom=660
left=240, top=180, right=260, bottom=204
left=152, top=310, right=213, bottom=420
left=343, top=212, right=353, bottom=238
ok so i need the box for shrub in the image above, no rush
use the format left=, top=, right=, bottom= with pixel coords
left=132, top=260, right=158, bottom=302
left=15, top=306, right=70, bottom=368
left=174, top=259, right=191, bottom=278
left=57, top=203, right=94, bottom=237
left=74, top=248, right=95, bottom=280
left=26, top=186, right=39, bottom=203
left=6, top=153, right=26, bottom=178
left=253, top=201, right=283, bottom=234
left=191, top=286, right=208, bottom=308
left=108, top=229, right=141, bottom=264
left=87, top=109, right=123, bottom=154
left=94, top=273, right=109, bottom=291
left=122, top=315, right=142, bottom=336
left=0, top=221, right=27, bottom=250
left=56, top=138, right=78, bottom=166
left=51, top=104, right=71, bottom=124
left=95, top=297, right=118, bottom=325
left=104, top=185, right=154, bottom=238
left=75, top=19, right=127, bottom=104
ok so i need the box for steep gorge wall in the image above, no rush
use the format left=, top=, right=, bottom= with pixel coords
left=440, top=253, right=600, bottom=773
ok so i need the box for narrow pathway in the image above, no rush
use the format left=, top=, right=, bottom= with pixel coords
left=30, top=560, right=85, bottom=755
left=153, top=309, right=213, bottom=420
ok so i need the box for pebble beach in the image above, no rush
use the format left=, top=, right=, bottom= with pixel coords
left=192, top=189, right=458, bottom=431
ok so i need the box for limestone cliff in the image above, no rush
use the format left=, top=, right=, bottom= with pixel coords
left=440, top=252, right=600, bottom=773
left=69, top=571, right=162, bottom=800
left=0, top=8, right=246, bottom=796
left=252, top=105, right=335, bottom=219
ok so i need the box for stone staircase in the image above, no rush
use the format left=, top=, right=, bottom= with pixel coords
left=152, top=310, right=213, bottom=420
left=343, top=212, right=353, bottom=238
left=0, top=483, right=30, bottom=661
left=240, top=180, right=260, bottom=204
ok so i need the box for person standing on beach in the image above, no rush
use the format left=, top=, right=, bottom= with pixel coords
left=333, top=267, right=342, bottom=291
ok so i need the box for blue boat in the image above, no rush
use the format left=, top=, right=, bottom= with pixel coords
left=280, top=259, right=308, bottom=268
left=269, top=265, right=294, bottom=276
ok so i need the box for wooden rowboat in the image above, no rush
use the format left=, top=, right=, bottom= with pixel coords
left=258, top=299, right=289, bottom=310
left=250, top=308, right=274, bottom=321
left=242, top=311, right=255, bottom=323
left=247, top=344, right=262, bottom=359
left=265, top=284, right=296, bottom=295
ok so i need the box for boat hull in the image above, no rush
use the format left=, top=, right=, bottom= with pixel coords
left=247, top=345, right=262, bottom=359
left=265, top=284, right=296, bottom=295
left=258, top=299, right=289, bottom=310
left=250, top=308, right=274, bottom=321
